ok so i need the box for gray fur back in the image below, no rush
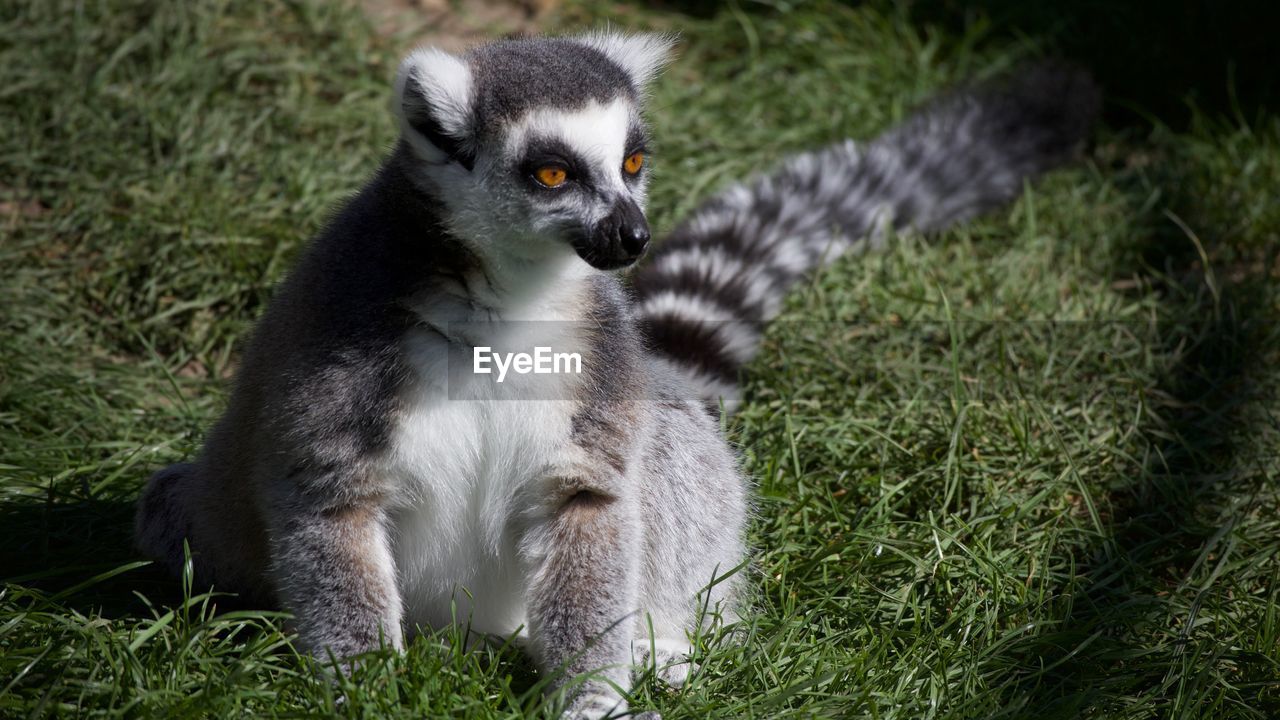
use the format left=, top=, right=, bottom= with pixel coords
left=632, top=64, right=1100, bottom=405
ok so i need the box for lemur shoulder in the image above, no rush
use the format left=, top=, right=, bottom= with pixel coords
left=136, top=32, right=1098, bottom=719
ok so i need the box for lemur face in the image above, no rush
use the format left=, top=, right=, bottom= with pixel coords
left=393, top=34, right=676, bottom=271
left=499, top=97, right=652, bottom=270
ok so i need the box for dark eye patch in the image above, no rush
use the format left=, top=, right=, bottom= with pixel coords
left=519, top=136, right=591, bottom=190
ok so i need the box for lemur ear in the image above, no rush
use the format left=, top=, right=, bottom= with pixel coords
left=574, top=32, right=679, bottom=91
left=393, top=47, right=476, bottom=170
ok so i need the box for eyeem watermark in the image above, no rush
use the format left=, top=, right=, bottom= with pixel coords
left=473, top=346, right=583, bottom=383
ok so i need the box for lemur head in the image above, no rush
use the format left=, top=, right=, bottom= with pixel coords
left=392, top=33, right=676, bottom=272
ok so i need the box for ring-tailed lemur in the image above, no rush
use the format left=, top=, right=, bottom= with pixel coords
left=135, top=33, right=1097, bottom=719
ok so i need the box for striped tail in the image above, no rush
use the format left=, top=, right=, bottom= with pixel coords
left=632, top=63, right=1100, bottom=408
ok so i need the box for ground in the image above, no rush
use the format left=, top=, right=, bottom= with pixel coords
left=2, top=0, right=1279, bottom=718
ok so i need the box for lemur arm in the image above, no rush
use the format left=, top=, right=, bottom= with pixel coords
left=257, top=334, right=410, bottom=661
left=520, top=479, right=644, bottom=718
left=265, top=478, right=404, bottom=660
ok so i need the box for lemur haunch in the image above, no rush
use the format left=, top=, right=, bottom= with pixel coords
left=136, top=33, right=1098, bottom=718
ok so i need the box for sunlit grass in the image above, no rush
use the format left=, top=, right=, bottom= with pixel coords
left=2, top=0, right=1278, bottom=717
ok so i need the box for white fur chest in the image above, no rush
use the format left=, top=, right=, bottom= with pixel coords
left=382, top=263, right=593, bottom=638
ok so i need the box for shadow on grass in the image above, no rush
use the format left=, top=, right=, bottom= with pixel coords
left=0, top=496, right=187, bottom=616
left=650, top=0, right=1280, bottom=127
left=908, top=0, right=1280, bottom=129
left=882, top=4, right=1280, bottom=713
left=992, top=138, right=1280, bottom=716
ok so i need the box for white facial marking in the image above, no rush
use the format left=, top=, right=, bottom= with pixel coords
left=508, top=97, right=635, bottom=195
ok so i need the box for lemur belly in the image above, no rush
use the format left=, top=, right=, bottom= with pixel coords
left=383, top=323, right=586, bottom=638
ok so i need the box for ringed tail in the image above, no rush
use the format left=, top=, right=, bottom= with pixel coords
left=632, top=63, right=1100, bottom=408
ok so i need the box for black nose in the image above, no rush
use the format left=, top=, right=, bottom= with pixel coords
left=607, top=198, right=650, bottom=260
left=620, top=222, right=651, bottom=256
left=572, top=198, right=652, bottom=270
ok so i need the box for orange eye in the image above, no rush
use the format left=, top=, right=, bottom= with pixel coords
left=535, top=166, right=568, bottom=188
left=623, top=152, right=644, bottom=175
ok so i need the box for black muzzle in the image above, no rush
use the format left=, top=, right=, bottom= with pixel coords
left=571, top=199, right=651, bottom=270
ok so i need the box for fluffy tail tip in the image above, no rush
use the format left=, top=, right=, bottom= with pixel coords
left=984, top=61, right=1102, bottom=164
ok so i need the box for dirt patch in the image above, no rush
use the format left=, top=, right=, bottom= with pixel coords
left=0, top=185, right=49, bottom=222
left=358, top=0, right=560, bottom=53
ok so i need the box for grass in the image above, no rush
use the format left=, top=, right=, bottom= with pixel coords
left=2, top=0, right=1279, bottom=717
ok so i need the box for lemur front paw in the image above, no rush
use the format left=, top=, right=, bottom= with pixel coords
left=631, top=638, right=696, bottom=688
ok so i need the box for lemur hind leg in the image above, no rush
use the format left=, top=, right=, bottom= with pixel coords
left=633, top=397, right=751, bottom=689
